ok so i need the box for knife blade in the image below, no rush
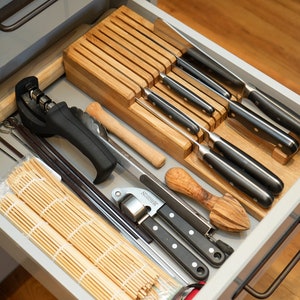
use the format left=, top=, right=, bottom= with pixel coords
left=154, top=18, right=300, bottom=136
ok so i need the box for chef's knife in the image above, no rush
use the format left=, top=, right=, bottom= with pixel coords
left=154, top=19, right=300, bottom=136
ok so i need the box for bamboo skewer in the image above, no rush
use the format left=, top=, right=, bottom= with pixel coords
left=165, top=167, right=250, bottom=232
left=3, top=157, right=181, bottom=299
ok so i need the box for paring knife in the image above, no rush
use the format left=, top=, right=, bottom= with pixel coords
left=154, top=18, right=300, bottom=137
left=136, top=99, right=275, bottom=208
left=140, top=94, right=283, bottom=196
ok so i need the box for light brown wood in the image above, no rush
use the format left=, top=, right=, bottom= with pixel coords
left=157, top=0, right=300, bottom=95
left=86, top=102, right=166, bottom=168
left=63, top=5, right=300, bottom=220
left=0, top=24, right=92, bottom=123
left=165, top=167, right=250, bottom=232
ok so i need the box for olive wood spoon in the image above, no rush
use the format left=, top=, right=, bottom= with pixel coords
left=86, top=102, right=166, bottom=168
left=165, top=167, right=250, bottom=232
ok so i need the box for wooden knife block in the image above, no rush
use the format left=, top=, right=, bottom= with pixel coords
left=63, top=6, right=300, bottom=220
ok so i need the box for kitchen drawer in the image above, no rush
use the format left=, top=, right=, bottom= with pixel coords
left=0, top=0, right=299, bottom=299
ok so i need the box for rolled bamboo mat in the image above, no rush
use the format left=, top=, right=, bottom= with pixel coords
left=1, top=157, right=181, bottom=299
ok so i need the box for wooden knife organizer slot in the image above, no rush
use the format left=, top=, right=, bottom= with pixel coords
left=63, top=6, right=300, bottom=220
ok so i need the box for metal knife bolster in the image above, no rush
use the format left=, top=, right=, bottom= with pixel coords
left=143, top=88, right=200, bottom=134
left=159, top=72, right=215, bottom=115
left=228, top=100, right=299, bottom=155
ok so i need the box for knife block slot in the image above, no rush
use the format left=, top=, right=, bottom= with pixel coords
left=63, top=5, right=300, bottom=220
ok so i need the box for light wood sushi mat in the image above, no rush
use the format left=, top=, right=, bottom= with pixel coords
left=0, top=157, right=182, bottom=300
left=63, top=5, right=300, bottom=220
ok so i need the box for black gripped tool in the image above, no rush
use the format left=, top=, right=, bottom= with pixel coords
left=15, top=76, right=117, bottom=184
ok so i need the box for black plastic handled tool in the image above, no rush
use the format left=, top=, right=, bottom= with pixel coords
left=228, top=100, right=299, bottom=156
left=159, top=72, right=215, bottom=115
left=15, top=76, right=116, bottom=184
left=198, top=144, right=274, bottom=208
left=144, top=88, right=200, bottom=134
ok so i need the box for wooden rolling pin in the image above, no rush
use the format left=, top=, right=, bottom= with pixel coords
left=86, top=102, right=166, bottom=168
left=165, top=167, right=250, bottom=232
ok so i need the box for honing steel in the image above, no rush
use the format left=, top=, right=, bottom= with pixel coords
left=85, top=102, right=166, bottom=168
left=165, top=167, right=250, bottom=232
left=112, top=186, right=210, bottom=278
left=15, top=76, right=116, bottom=184
left=154, top=18, right=300, bottom=137
left=93, top=22, right=215, bottom=116
left=135, top=95, right=283, bottom=196
left=136, top=98, right=275, bottom=208
left=81, top=104, right=233, bottom=258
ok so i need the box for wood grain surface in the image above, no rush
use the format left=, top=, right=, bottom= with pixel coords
left=157, top=0, right=300, bottom=95
left=0, top=1, right=299, bottom=299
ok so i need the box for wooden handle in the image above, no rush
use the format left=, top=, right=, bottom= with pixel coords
left=86, top=102, right=166, bottom=168
left=165, top=167, right=250, bottom=232
left=165, top=167, right=219, bottom=211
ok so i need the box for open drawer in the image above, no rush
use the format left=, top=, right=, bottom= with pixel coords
left=0, top=0, right=299, bottom=299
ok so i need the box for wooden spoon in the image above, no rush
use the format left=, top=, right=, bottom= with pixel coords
left=165, top=167, right=250, bottom=232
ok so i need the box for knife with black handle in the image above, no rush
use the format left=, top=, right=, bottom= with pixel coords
left=137, top=99, right=276, bottom=207
left=141, top=216, right=209, bottom=280
left=159, top=72, right=215, bottom=115
left=184, top=42, right=300, bottom=137
left=154, top=19, right=300, bottom=137
left=143, top=87, right=200, bottom=134
left=158, top=205, right=226, bottom=267
left=228, top=100, right=299, bottom=156
left=209, top=132, right=284, bottom=195
left=197, top=144, right=274, bottom=208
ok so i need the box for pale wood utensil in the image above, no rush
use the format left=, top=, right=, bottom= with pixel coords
left=86, top=102, right=166, bottom=168
left=165, top=167, right=250, bottom=232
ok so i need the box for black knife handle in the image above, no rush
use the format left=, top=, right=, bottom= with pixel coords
left=176, top=57, right=231, bottom=99
left=209, top=132, right=284, bottom=195
left=228, top=100, right=299, bottom=155
left=45, top=102, right=117, bottom=184
left=159, top=73, right=215, bottom=115
left=141, top=216, right=209, bottom=280
left=158, top=205, right=226, bottom=267
left=144, top=88, right=200, bottom=134
left=198, top=144, right=274, bottom=208
left=248, top=89, right=300, bottom=136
